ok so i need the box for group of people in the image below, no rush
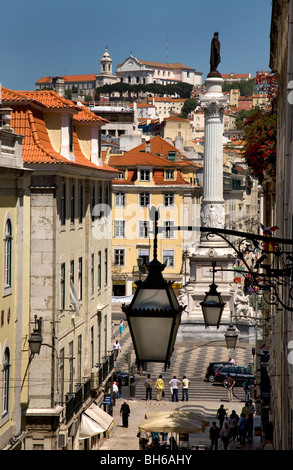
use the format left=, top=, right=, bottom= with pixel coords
left=137, top=431, right=178, bottom=450
left=209, top=401, right=255, bottom=450
left=144, top=374, right=190, bottom=402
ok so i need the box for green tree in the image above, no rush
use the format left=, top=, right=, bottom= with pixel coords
left=180, top=98, right=198, bottom=118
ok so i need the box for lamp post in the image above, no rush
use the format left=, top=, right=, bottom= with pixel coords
left=224, top=312, right=239, bottom=349
left=200, top=261, right=226, bottom=328
left=122, top=210, right=185, bottom=369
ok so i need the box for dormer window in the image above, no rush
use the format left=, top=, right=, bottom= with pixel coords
left=165, top=169, right=175, bottom=180
left=139, top=169, right=151, bottom=182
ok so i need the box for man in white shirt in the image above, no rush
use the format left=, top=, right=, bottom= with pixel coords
left=113, top=340, right=121, bottom=361
left=169, top=376, right=181, bottom=402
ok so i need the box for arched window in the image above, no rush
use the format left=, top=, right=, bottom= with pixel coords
left=4, top=218, right=12, bottom=288
left=2, top=348, right=10, bottom=416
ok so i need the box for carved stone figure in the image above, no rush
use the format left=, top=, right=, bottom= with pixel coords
left=210, top=32, right=221, bottom=74
left=234, top=288, right=253, bottom=318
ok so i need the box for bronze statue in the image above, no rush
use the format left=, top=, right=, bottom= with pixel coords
left=210, top=32, right=221, bottom=73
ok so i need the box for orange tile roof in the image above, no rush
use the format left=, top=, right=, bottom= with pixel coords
left=36, top=74, right=96, bottom=84
left=109, top=151, right=178, bottom=168
left=2, top=87, right=117, bottom=173
left=139, top=60, right=195, bottom=71
left=164, top=116, right=190, bottom=122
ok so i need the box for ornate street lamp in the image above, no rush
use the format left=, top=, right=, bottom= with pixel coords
left=122, top=211, right=185, bottom=368
left=28, top=315, right=43, bottom=355
left=225, top=323, right=239, bottom=349
left=200, top=262, right=226, bottom=328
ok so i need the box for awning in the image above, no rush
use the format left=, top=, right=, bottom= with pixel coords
left=79, top=402, right=115, bottom=439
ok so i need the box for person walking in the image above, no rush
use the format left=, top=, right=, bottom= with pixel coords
left=246, top=413, right=254, bottom=443
left=228, top=410, right=239, bottom=442
left=216, top=404, right=227, bottom=430
left=119, top=320, right=124, bottom=336
left=181, top=375, right=190, bottom=401
left=113, top=339, right=121, bottom=361
left=138, top=431, right=149, bottom=450
left=223, top=373, right=235, bottom=401
left=243, top=379, right=251, bottom=402
left=220, top=421, right=230, bottom=450
left=238, top=413, right=247, bottom=445
left=120, top=400, right=130, bottom=428
left=112, top=381, right=118, bottom=406
left=169, top=376, right=180, bottom=402
left=144, top=374, right=153, bottom=400
left=155, top=375, right=164, bottom=401
left=209, top=421, right=220, bottom=450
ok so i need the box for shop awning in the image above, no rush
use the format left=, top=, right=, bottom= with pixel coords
left=79, top=402, right=115, bottom=439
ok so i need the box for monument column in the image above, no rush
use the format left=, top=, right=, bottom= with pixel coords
left=177, top=33, right=237, bottom=341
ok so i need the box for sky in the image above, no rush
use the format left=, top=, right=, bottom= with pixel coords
left=0, top=0, right=273, bottom=91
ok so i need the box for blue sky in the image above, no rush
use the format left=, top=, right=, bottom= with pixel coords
left=0, top=0, right=272, bottom=91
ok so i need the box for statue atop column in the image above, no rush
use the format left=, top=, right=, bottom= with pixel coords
left=209, top=32, right=221, bottom=77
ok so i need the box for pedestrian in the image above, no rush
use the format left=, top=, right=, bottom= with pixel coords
left=113, top=339, right=121, bottom=361
left=248, top=399, right=255, bottom=416
left=220, top=421, right=230, bottom=450
left=181, top=375, right=190, bottom=401
left=238, top=413, right=247, bottom=445
left=216, top=404, right=227, bottom=430
left=138, top=431, right=149, bottom=450
left=241, top=402, right=250, bottom=418
left=112, top=381, right=118, bottom=405
left=155, top=375, right=164, bottom=401
left=209, top=421, right=220, bottom=450
left=144, top=374, right=153, bottom=400
left=246, top=413, right=254, bottom=443
left=229, top=357, right=236, bottom=365
left=228, top=410, right=239, bottom=441
left=119, top=320, right=124, bottom=336
left=117, top=375, right=122, bottom=398
left=169, top=376, right=180, bottom=402
left=120, top=400, right=130, bottom=428
left=243, top=379, right=251, bottom=402
left=223, top=373, right=235, bottom=401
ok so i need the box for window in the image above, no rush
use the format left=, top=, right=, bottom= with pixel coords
left=61, top=263, right=65, bottom=310
left=69, top=341, right=74, bottom=395
left=114, top=220, right=125, bottom=238
left=117, top=170, right=125, bottom=180
left=97, top=251, right=101, bottom=290
left=105, top=249, right=108, bottom=285
left=166, top=169, right=175, bottom=180
left=138, top=249, right=149, bottom=265
left=78, top=182, right=83, bottom=223
left=2, top=348, right=10, bottom=416
left=140, top=169, right=151, bottom=181
left=163, top=250, right=174, bottom=267
left=59, top=348, right=65, bottom=403
left=69, top=117, right=73, bottom=153
left=91, top=183, right=96, bottom=222
left=105, top=183, right=109, bottom=206
left=91, top=254, right=94, bottom=295
left=78, top=257, right=83, bottom=300
left=139, top=193, right=150, bottom=207
left=139, top=220, right=150, bottom=238
left=115, top=192, right=125, bottom=206
left=4, top=219, right=12, bottom=289
left=61, top=182, right=66, bottom=225
left=70, top=181, right=75, bottom=223
left=114, top=249, right=125, bottom=266
left=163, top=193, right=174, bottom=207
left=91, top=327, right=94, bottom=369
left=163, top=220, right=174, bottom=239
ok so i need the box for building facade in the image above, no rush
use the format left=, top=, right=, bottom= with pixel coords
left=1, top=88, right=118, bottom=450
left=106, top=136, right=201, bottom=298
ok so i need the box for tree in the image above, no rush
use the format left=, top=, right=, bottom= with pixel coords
left=180, top=98, right=198, bottom=118
left=241, top=109, right=277, bottom=183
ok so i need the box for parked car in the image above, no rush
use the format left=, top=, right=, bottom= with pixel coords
left=215, top=365, right=255, bottom=386
left=205, top=362, right=235, bottom=382
left=113, top=370, right=135, bottom=386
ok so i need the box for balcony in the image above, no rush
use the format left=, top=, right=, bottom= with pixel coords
left=65, top=351, right=115, bottom=424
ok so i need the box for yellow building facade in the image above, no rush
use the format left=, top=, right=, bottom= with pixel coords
left=107, top=136, right=201, bottom=297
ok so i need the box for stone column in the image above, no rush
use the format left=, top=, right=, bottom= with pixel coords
left=200, top=76, right=228, bottom=243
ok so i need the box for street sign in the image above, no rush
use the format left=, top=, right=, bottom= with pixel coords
left=102, top=395, right=112, bottom=406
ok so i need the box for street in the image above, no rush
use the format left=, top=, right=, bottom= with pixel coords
left=101, top=321, right=256, bottom=451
